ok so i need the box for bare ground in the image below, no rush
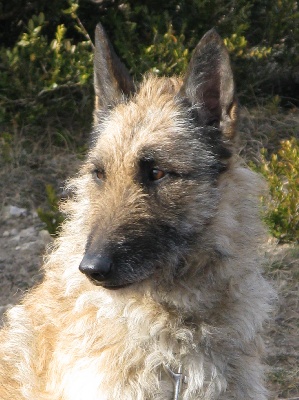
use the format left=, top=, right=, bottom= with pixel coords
left=0, top=109, right=298, bottom=399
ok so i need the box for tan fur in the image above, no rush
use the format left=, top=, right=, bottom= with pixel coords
left=0, top=39, right=274, bottom=399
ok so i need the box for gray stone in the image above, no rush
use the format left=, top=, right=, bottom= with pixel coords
left=20, top=226, right=36, bottom=239
left=8, top=205, right=28, bottom=217
left=38, top=229, right=54, bottom=246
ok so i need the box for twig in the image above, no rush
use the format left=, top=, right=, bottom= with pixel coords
left=0, top=82, right=84, bottom=107
left=75, top=16, right=95, bottom=51
left=277, top=398, right=299, bottom=400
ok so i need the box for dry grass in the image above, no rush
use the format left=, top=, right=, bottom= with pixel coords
left=265, top=241, right=299, bottom=399
left=238, top=106, right=299, bottom=399
left=239, top=106, right=299, bottom=162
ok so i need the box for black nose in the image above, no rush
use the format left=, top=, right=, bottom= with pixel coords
left=79, top=254, right=113, bottom=282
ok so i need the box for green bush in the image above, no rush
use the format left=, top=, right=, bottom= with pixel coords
left=0, top=5, right=94, bottom=150
left=139, top=25, right=189, bottom=76
left=98, top=0, right=299, bottom=105
left=255, top=138, right=299, bottom=243
left=37, top=184, right=65, bottom=236
left=1, top=0, right=298, bottom=126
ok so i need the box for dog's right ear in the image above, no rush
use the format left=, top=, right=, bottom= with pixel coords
left=181, top=29, right=237, bottom=141
left=94, top=23, right=135, bottom=114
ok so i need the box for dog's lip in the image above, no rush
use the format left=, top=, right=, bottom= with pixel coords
left=104, top=285, right=130, bottom=290
left=102, top=283, right=132, bottom=290
left=87, top=278, right=133, bottom=290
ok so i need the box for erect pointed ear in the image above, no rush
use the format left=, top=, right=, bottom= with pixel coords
left=181, top=29, right=237, bottom=139
left=94, top=23, right=135, bottom=114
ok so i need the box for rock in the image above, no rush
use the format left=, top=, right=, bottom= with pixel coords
left=2, top=205, right=28, bottom=219
left=38, top=229, right=54, bottom=246
left=2, top=231, right=10, bottom=237
left=8, top=205, right=28, bottom=217
left=19, top=242, right=37, bottom=251
left=19, top=226, right=36, bottom=239
left=10, top=235, right=20, bottom=243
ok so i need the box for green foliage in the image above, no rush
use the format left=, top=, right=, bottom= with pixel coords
left=96, top=0, right=299, bottom=104
left=224, top=33, right=272, bottom=59
left=37, top=184, right=64, bottom=236
left=254, top=138, right=299, bottom=243
left=1, top=0, right=298, bottom=147
left=141, top=25, right=189, bottom=76
left=0, top=3, right=93, bottom=149
left=0, top=132, right=13, bottom=163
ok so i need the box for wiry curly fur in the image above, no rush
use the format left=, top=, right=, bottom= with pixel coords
left=0, top=25, right=274, bottom=400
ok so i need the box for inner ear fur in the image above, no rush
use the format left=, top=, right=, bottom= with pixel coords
left=181, top=29, right=238, bottom=140
left=94, top=23, right=135, bottom=114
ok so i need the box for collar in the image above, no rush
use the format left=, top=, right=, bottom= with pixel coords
left=163, top=363, right=188, bottom=400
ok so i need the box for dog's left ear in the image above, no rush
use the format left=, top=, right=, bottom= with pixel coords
left=94, top=23, right=135, bottom=113
left=181, top=29, right=237, bottom=139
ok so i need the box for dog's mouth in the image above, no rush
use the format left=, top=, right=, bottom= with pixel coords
left=101, top=282, right=132, bottom=290
left=86, top=276, right=134, bottom=290
left=104, top=285, right=131, bottom=291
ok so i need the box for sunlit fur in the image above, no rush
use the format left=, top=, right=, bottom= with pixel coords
left=0, top=50, right=274, bottom=400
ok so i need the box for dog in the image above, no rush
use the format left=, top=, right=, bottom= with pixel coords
left=0, top=23, right=274, bottom=399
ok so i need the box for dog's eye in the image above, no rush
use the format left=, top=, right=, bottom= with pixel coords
left=149, top=168, right=165, bottom=181
left=94, top=169, right=105, bottom=181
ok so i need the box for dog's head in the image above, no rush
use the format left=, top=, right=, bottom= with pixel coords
left=78, top=24, right=238, bottom=289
